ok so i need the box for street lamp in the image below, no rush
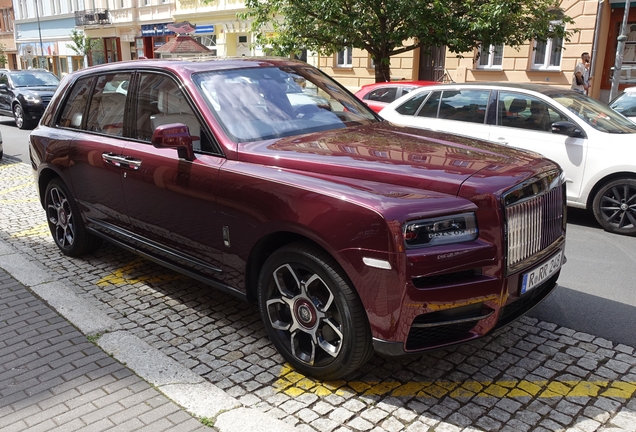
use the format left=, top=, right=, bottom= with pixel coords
left=34, top=0, right=45, bottom=69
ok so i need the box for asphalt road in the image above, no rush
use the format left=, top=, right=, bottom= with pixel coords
left=1, top=116, right=29, bottom=162
left=2, top=120, right=634, bottom=347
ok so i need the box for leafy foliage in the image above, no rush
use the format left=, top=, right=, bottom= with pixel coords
left=0, top=43, right=7, bottom=68
left=237, top=0, right=576, bottom=82
left=69, top=29, right=91, bottom=57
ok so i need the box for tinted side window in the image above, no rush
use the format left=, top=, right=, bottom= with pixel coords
left=136, top=73, right=205, bottom=151
left=438, top=90, right=490, bottom=124
left=85, top=73, right=131, bottom=137
left=417, top=91, right=441, bottom=118
left=367, top=87, right=398, bottom=103
left=498, top=91, right=568, bottom=132
left=58, top=77, right=94, bottom=129
left=395, top=91, right=429, bottom=116
left=0, top=73, right=7, bottom=85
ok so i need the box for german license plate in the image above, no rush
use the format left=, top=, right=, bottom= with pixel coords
left=521, top=251, right=563, bottom=295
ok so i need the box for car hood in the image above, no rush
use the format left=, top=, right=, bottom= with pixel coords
left=238, top=122, right=557, bottom=198
left=17, top=87, right=58, bottom=95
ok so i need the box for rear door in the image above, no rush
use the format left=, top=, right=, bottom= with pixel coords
left=65, top=73, right=133, bottom=235
left=390, top=89, right=493, bottom=141
left=489, top=91, right=588, bottom=201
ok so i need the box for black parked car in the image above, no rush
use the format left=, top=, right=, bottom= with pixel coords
left=0, top=69, right=60, bottom=129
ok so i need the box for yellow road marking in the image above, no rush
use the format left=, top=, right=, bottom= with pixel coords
left=12, top=223, right=50, bottom=238
left=275, top=365, right=636, bottom=399
left=0, top=182, right=34, bottom=195
left=97, top=258, right=183, bottom=286
left=0, top=175, right=33, bottom=181
left=0, top=198, right=39, bottom=203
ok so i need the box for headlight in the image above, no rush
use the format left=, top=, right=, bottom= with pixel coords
left=23, top=94, right=41, bottom=103
left=403, top=213, right=478, bottom=248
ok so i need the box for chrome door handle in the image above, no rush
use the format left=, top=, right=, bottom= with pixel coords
left=102, top=153, right=142, bottom=170
left=496, top=138, right=509, bottom=145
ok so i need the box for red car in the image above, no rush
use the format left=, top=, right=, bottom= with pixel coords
left=355, top=80, right=437, bottom=112
left=30, top=59, right=566, bottom=380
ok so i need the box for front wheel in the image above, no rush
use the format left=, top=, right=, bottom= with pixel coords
left=44, top=179, right=102, bottom=256
left=13, top=104, right=34, bottom=130
left=258, top=242, right=373, bottom=380
left=592, top=178, right=636, bottom=236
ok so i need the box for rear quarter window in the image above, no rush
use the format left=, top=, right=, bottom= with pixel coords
left=58, top=77, right=94, bottom=129
left=395, top=91, right=430, bottom=116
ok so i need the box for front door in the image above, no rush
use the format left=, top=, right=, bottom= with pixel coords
left=120, top=72, right=225, bottom=278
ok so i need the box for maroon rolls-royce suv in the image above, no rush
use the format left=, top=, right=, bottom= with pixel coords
left=29, top=58, right=566, bottom=380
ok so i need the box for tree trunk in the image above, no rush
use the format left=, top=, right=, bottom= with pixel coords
left=374, top=58, right=392, bottom=83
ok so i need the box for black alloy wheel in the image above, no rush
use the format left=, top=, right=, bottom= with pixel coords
left=592, top=178, right=636, bottom=236
left=44, top=179, right=102, bottom=256
left=258, top=242, right=373, bottom=380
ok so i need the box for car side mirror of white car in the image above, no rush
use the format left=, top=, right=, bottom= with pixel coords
left=551, top=121, right=585, bottom=139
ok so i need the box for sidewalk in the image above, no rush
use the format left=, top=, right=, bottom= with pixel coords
left=0, top=237, right=297, bottom=432
left=0, top=266, right=213, bottom=432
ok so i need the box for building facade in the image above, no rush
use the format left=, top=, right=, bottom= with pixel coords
left=9, top=0, right=636, bottom=103
left=0, top=0, right=17, bottom=69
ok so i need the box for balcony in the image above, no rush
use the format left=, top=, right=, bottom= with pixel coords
left=75, top=9, right=111, bottom=26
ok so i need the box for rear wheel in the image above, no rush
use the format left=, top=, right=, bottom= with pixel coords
left=258, top=242, right=373, bottom=380
left=45, top=179, right=102, bottom=256
left=592, top=178, right=636, bottom=236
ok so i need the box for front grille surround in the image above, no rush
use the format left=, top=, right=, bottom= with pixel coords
left=504, top=170, right=566, bottom=274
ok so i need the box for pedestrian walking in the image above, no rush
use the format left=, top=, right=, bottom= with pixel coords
left=572, top=52, right=591, bottom=94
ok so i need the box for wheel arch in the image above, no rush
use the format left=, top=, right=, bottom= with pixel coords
left=245, top=231, right=340, bottom=304
left=37, top=167, right=62, bottom=208
left=586, top=171, right=636, bottom=209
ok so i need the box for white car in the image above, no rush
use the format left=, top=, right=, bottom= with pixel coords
left=609, top=86, right=636, bottom=122
left=380, top=83, right=636, bottom=236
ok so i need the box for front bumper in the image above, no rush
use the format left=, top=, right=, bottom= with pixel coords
left=371, top=240, right=565, bottom=357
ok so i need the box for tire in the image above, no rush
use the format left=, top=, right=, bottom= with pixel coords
left=257, top=242, right=373, bottom=380
left=14, top=104, right=34, bottom=130
left=44, top=179, right=102, bottom=256
left=592, top=178, right=636, bottom=236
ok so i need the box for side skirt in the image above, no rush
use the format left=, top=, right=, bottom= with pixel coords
left=87, top=226, right=248, bottom=302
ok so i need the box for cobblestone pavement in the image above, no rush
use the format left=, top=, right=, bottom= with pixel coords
left=0, top=262, right=212, bottom=431
left=2, top=157, right=635, bottom=432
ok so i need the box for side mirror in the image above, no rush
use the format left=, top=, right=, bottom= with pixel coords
left=551, top=121, right=585, bottom=138
left=0, top=83, right=7, bottom=92
left=151, top=123, right=197, bottom=161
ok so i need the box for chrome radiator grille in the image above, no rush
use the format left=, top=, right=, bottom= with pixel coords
left=505, top=173, right=564, bottom=271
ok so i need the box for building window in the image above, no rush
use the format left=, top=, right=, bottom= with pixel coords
left=336, top=47, right=352, bottom=67
left=532, top=21, right=563, bottom=70
left=477, top=44, right=503, bottom=69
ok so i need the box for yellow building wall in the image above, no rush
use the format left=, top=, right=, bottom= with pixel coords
left=445, top=0, right=601, bottom=96
left=317, top=48, right=417, bottom=92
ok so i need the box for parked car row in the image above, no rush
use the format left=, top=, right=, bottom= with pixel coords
left=30, top=58, right=566, bottom=379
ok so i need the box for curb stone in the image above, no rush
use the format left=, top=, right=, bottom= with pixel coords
left=0, top=236, right=299, bottom=431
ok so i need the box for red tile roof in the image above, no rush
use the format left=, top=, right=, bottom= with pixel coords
left=154, top=35, right=212, bottom=54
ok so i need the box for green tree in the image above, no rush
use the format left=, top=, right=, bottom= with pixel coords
left=238, top=0, right=575, bottom=82
left=0, top=43, right=7, bottom=68
left=69, top=29, right=91, bottom=63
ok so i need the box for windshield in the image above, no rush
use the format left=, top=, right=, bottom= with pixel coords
left=193, top=66, right=377, bottom=142
left=551, top=91, right=636, bottom=134
left=609, top=91, right=636, bottom=118
left=10, top=71, right=60, bottom=87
